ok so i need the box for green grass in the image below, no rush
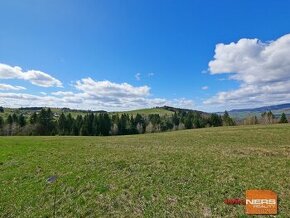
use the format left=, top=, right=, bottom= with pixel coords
left=0, top=124, right=289, bottom=217
left=111, top=108, right=174, bottom=116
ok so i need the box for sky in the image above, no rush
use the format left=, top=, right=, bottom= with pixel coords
left=0, top=0, right=290, bottom=112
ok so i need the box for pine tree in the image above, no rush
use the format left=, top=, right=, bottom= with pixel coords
left=6, top=114, right=13, bottom=125
left=72, top=115, right=82, bottom=135
left=12, top=113, right=18, bottom=123
left=30, top=112, right=38, bottom=124
left=222, top=111, right=235, bottom=126
left=209, top=113, right=223, bottom=127
left=18, top=114, right=26, bottom=127
left=100, top=113, right=111, bottom=136
left=66, top=113, right=74, bottom=135
left=38, top=108, right=55, bottom=135
left=0, top=115, right=4, bottom=128
left=58, top=113, right=67, bottom=135
left=279, top=113, right=288, bottom=123
left=172, top=112, right=180, bottom=126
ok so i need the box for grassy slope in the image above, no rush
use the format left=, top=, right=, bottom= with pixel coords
left=1, top=107, right=174, bottom=119
left=111, top=108, right=174, bottom=116
left=0, top=124, right=289, bottom=217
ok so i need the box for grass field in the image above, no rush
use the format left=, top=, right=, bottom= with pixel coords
left=111, top=108, right=174, bottom=116
left=1, top=124, right=289, bottom=217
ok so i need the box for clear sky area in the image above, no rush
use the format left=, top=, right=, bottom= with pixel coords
left=1, top=0, right=290, bottom=112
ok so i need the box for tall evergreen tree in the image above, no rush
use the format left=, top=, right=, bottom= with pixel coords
left=12, top=113, right=18, bottom=123
left=118, top=114, right=129, bottom=135
left=38, top=108, right=55, bottom=135
left=58, top=113, right=67, bottom=135
left=72, top=115, right=82, bottom=135
left=6, top=114, right=13, bottom=125
left=172, top=112, right=180, bottom=126
left=30, top=112, right=38, bottom=124
left=184, top=114, right=193, bottom=129
left=18, top=114, right=26, bottom=127
left=222, top=111, right=235, bottom=126
left=101, top=113, right=111, bottom=136
left=0, top=115, right=4, bottom=128
left=66, top=113, right=74, bottom=135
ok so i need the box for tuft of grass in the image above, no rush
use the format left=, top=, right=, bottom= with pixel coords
left=0, top=124, right=289, bottom=217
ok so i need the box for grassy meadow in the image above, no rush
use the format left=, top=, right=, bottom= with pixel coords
left=0, top=124, right=290, bottom=217
left=111, top=108, right=174, bottom=116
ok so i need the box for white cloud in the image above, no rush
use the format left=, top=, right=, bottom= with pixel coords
left=170, top=98, right=194, bottom=109
left=75, top=77, right=150, bottom=98
left=51, top=91, right=75, bottom=96
left=148, top=72, right=154, bottom=77
left=0, top=83, right=26, bottom=91
left=0, top=77, right=194, bottom=111
left=205, top=34, right=290, bottom=108
left=135, top=73, right=141, bottom=81
left=0, top=63, right=62, bottom=87
left=201, top=86, right=208, bottom=90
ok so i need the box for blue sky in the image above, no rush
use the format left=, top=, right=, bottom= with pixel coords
left=1, top=0, right=290, bottom=111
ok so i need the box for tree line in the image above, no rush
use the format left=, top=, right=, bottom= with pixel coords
left=0, top=108, right=235, bottom=136
left=243, top=111, right=288, bottom=125
left=1, top=108, right=287, bottom=136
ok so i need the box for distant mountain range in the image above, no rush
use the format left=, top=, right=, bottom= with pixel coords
left=224, top=103, right=290, bottom=119
left=3, top=103, right=290, bottom=120
left=229, top=103, right=290, bottom=113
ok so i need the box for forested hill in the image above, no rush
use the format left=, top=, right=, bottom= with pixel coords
left=0, top=105, right=208, bottom=118
left=0, top=106, right=232, bottom=136
left=157, top=106, right=209, bottom=115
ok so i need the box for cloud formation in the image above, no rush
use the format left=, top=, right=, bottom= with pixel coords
left=0, top=63, right=62, bottom=87
left=205, top=34, right=290, bottom=108
left=0, top=83, right=26, bottom=91
left=75, top=77, right=150, bottom=98
left=0, top=76, right=194, bottom=111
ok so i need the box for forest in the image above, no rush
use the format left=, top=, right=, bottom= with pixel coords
left=0, top=108, right=235, bottom=136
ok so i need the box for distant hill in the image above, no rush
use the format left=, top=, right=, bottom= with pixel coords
left=3, top=103, right=290, bottom=120
left=1, top=105, right=209, bottom=118
left=111, top=107, right=174, bottom=116
left=230, top=103, right=290, bottom=113
left=156, top=106, right=210, bottom=117
left=111, top=105, right=209, bottom=116
left=224, top=103, right=290, bottom=120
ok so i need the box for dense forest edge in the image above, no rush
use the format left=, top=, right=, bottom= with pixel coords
left=0, top=106, right=288, bottom=136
